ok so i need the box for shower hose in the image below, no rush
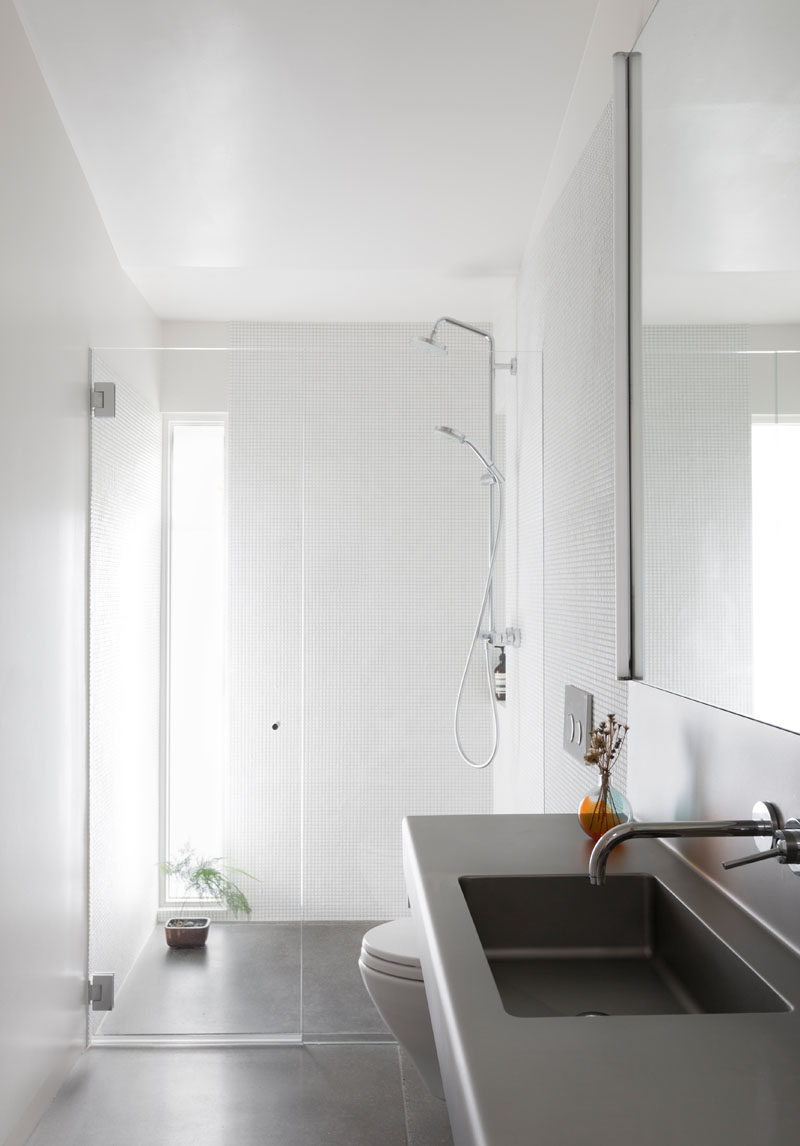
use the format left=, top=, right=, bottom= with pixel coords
left=453, top=483, right=503, bottom=769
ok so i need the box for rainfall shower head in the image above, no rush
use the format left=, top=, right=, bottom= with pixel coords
left=411, top=335, right=447, bottom=355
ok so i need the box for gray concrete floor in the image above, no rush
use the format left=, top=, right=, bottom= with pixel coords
left=102, top=922, right=390, bottom=1037
left=46, top=922, right=454, bottom=1144
left=25, top=1045, right=453, bottom=1146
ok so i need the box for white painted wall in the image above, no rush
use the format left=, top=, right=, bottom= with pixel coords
left=0, top=2, right=159, bottom=1140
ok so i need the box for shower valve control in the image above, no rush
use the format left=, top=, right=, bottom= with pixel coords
left=483, top=628, right=522, bottom=648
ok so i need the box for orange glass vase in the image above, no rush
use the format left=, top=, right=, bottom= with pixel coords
left=577, top=780, right=632, bottom=842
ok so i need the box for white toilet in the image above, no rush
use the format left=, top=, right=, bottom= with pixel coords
left=359, top=918, right=445, bottom=1100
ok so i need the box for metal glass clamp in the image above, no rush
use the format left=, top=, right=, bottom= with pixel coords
left=88, top=973, right=115, bottom=1011
left=91, top=382, right=116, bottom=418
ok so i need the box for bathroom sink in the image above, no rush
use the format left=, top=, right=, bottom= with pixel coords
left=459, top=874, right=788, bottom=1018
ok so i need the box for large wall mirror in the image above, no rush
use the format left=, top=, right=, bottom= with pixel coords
left=631, top=0, right=800, bottom=731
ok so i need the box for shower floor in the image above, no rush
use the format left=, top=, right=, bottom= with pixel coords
left=99, top=921, right=391, bottom=1038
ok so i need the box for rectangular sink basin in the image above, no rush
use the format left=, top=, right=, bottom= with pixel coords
left=459, top=874, right=788, bottom=1018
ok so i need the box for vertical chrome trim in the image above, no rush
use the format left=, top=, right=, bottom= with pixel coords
left=613, top=52, right=633, bottom=680
left=627, top=53, right=644, bottom=680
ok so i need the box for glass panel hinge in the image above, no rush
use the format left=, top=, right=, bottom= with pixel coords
left=88, top=972, right=115, bottom=1011
left=91, top=382, right=116, bottom=418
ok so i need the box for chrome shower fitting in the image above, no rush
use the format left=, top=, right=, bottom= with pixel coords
left=410, top=318, right=517, bottom=375
left=434, top=426, right=504, bottom=485
left=413, top=317, right=521, bottom=771
left=413, top=317, right=512, bottom=634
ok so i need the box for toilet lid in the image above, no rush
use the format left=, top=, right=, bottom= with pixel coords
left=361, top=917, right=422, bottom=969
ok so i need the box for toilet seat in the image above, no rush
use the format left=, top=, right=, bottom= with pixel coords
left=362, top=918, right=422, bottom=966
left=359, top=948, right=424, bottom=982
left=360, top=918, right=424, bottom=982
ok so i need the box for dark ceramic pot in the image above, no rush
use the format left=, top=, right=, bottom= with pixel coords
left=165, top=917, right=210, bottom=948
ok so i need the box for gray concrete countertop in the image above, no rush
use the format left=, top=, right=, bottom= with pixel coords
left=402, top=814, right=800, bottom=1146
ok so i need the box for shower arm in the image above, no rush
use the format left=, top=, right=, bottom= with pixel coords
left=429, top=317, right=517, bottom=374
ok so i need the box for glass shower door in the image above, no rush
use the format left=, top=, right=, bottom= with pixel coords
left=88, top=347, right=303, bottom=1043
left=88, top=325, right=495, bottom=1045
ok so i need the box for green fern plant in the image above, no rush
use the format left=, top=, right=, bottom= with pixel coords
left=160, top=848, right=254, bottom=920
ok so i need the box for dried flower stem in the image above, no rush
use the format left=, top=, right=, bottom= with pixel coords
left=583, top=713, right=629, bottom=798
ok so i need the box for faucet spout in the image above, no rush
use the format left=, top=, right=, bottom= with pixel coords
left=588, top=818, right=774, bottom=885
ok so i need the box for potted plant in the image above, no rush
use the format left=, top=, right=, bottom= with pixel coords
left=159, top=848, right=254, bottom=948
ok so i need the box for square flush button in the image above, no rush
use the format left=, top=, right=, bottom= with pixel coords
left=563, top=686, right=592, bottom=761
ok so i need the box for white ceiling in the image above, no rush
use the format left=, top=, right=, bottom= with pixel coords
left=14, top=0, right=602, bottom=320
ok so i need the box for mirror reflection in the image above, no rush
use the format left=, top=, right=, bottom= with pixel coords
left=633, top=0, right=800, bottom=730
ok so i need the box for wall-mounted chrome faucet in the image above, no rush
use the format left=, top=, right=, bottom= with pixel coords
left=589, top=801, right=800, bottom=885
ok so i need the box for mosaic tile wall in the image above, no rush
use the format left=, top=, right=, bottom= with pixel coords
left=228, top=323, right=492, bottom=920
left=511, top=103, right=628, bottom=814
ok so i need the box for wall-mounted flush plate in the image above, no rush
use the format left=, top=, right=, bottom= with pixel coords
left=564, top=686, right=592, bottom=762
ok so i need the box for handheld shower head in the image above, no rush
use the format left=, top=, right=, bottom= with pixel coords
left=434, top=426, right=504, bottom=483
left=434, top=425, right=466, bottom=443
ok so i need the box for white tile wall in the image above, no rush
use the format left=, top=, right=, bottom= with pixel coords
left=228, top=323, right=492, bottom=920
left=506, top=104, right=627, bottom=815
left=88, top=358, right=161, bottom=1034
left=227, top=332, right=304, bottom=920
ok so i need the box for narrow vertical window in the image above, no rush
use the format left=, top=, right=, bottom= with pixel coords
left=163, top=419, right=226, bottom=901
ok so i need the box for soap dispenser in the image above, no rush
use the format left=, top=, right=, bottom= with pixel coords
left=494, top=647, right=506, bottom=702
